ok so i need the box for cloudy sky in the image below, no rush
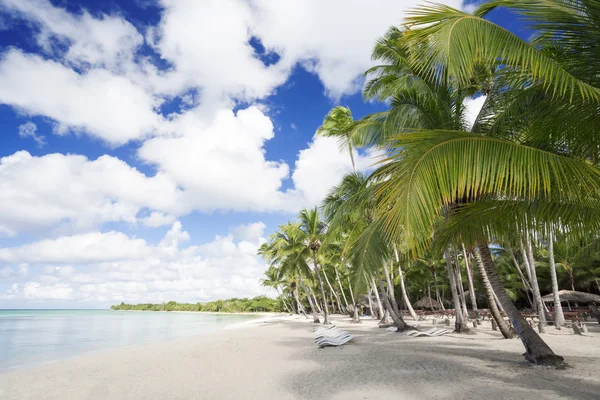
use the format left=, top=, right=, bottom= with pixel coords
left=0, top=0, right=520, bottom=308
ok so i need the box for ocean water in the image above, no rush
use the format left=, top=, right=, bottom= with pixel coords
left=0, top=310, right=258, bottom=371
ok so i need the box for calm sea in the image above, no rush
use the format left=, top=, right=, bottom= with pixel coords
left=0, top=310, right=258, bottom=371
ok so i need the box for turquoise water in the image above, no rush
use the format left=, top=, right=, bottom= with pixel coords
left=0, top=310, right=258, bottom=371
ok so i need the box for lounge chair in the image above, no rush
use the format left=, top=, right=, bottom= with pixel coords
left=317, top=335, right=354, bottom=348
left=408, top=328, right=450, bottom=337
left=406, top=328, right=437, bottom=337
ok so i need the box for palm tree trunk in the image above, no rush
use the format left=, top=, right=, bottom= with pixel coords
left=323, top=269, right=343, bottom=314
left=431, top=268, right=445, bottom=310
left=335, top=265, right=350, bottom=310
left=454, top=249, right=469, bottom=318
left=371, top=277, right=384, bottom=319
left=462, top=243, right=478, bottom=311
left=548, top=231, right=565, bottom=328
left=312, top=251, right=330, bottom=324
left=520, top=237, right=535, bottom=311
left=474, top=249, right=514, bottom=339
left=292, top=287, right=307, bottom=318
left=509, top=248, right=534, bottom=307
left=377, top=277, right=409, bottom=331
left=367, top=288, right=376, bottom=318
left=444, top=248, right=471, bottom=333
left=383, top=263, right=400, bottom=314
left=309, top=286, right=322, bottom=314
left=276, top=287, right=293, bottom=314
left=492, top=290, right=506, bottom=314
left=398, top=264, right=418, bottom=320
left=347, top=276, right=356, bottom=305
left=525, top=232, right=547, bottom=326
left=478, top=241, right=564, bottom=366
left=297, top=272, right=319, bottom=323
left=568, top=270, right=575, bottom=292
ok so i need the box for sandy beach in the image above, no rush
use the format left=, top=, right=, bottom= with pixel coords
left=1, top=315, right=599, bottom=400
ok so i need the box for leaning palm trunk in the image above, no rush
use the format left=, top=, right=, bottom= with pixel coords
left=377, top=277, right=409, bottom=331
left=312, top=251, right=330, bottom=324
left=398, top=264, right=418, bottom=321
left=525, top=232, right=547, bottom=327
left=509, top=248, right=534, bottom=308
left=335, top=265, right=350, bottom=310
left=431, top=268, right=445, bottom=310
left=462, top=244, right=478, bottom=311
left=323, top=270, right=343, bottom=314
left=383, top=263, right=400, bottom=314
left=392, top=245, right=418, bottom=320
left=454, top=249, right=469, bottom=318
left=474, top=250, right=514, bottom=339
left=292, top=287, right=307, bottom=318
left=444, top=248, right=471, bottom=333
left=309, top=286, right=322, bottom=314
left=276, top=287, right=293, bottom=314
left=367, top=288, right=376, bottom=318
left=520, top=238, right=536, bottom=311
left=548, top=231, right=565, bottom=328
left=297, top=272, right=319, bottom=323
left=478, top=241, right=564, bottom=366
left=492, top=290, right=506, bottom=314
left=371, top=277, right=385, bottom=319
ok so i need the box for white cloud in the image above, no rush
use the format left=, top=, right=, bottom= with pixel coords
left=0, top=151, right=183, bottom=235
left=18, top=121, right=46, bottom=147
left=0, top=231, right=152, bottom=264
left=250, top=0, right=464, bottom=98
left=0, top=50, right=161, bottom=145
left=141, top=212, right=177, bottom=228
left=139, top=106, right=291, bottom=212
left=232, top=222, right=266, bottom=243
left=0, top=0, right=143, bottom=71
left=0, top=222, right=270, bottom=304
left=289, top=135, right=372, bottom=207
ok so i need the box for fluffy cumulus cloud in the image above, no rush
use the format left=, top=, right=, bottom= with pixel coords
left=0, top=0, right=469, bottom=305
left=0, top=222, right=270, bottom=304
left=0, top=151, right=183, bottom=235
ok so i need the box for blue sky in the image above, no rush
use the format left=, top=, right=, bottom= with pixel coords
left=0, top=0, right=524, bottom=308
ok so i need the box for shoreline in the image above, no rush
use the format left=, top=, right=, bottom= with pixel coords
left=1, top=312, right=285, bottom=374
left=1, top=315, right=599, bottom=399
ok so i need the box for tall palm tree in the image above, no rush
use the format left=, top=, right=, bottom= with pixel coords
left=260, top=265, right=293, bottom=314
left=317, top=106, right=358, bottom=172
left=298, top=208, right=331, bottom=324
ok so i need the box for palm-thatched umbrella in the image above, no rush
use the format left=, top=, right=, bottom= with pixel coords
left=413, top=296, right=443, bottom=310
left=542, top=290, right=600, bottom=307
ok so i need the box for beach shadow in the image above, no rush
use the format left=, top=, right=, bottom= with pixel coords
left=275, top=322, right=600, bottom=400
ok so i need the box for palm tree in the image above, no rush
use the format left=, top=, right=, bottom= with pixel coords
left=260, top=265, right=293, bottom=314
left=264, top=224, right=321, bottom=323
left=298, top=208, right=331, bottom=324
left=317, top=106, right=358, bottom=172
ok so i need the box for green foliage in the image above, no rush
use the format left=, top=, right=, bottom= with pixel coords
left=110, top=296, right=283, bottom=313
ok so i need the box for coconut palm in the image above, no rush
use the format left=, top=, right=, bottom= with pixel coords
left=298, top=208, right=331, bottom=324
left=317, top=106, right=359, bottom=172
left=260, top=265, right=293, bottom=314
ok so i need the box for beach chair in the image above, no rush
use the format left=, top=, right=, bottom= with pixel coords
left=317, top=335, right=354, bottom=348
left=409, top=328, right=450, bottom=338
left=314, top=330, right=348, bottom=341
left=406, top=328, right=437, bottom=337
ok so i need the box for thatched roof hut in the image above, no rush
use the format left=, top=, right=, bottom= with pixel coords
left=542, top=290, right=600, bottom=305
left=413, top=296, right=443, bottom=310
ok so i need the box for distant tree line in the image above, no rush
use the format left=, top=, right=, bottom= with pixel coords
left=110, top=296, right=283, bottom=313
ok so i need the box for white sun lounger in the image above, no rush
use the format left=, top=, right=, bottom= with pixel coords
left=317, top=335, right=354, bottom=348
left=406, top=328, right=437, bottom=337
left=408, top=328, right=450, bottom=338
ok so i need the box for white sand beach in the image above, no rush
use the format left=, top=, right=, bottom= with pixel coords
left=1, top=315, right=599, bottom=400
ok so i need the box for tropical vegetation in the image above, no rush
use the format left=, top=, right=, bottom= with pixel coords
left=111, top=296, right=282, bottom=313
left=259, top=0, right=600, bottom=367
